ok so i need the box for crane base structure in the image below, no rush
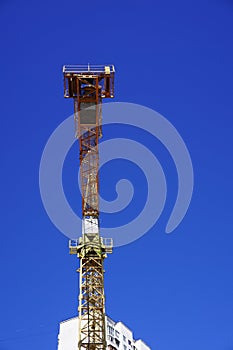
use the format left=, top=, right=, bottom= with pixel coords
left=69, top=236, right=113, bottom=350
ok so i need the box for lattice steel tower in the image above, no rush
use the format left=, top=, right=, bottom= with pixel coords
left=63, top=64, right=115, bottom=350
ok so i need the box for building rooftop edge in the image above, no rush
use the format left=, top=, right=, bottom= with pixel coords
left=59, top=315, right=151, bottom=348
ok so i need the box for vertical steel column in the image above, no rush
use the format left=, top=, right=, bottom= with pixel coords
left=63, top=65, right=114, bottom=350
left=76, top=77, right=106, bottom=350
left=77, top=235, right=107, bottom=350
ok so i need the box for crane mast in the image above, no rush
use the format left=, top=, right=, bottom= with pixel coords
left=63, top=64, right=115, bottom=350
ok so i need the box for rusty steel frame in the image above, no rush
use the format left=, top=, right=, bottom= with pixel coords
left=63, top=65, right=114, bottom=350
left=77, top=76, right=101, bottom=217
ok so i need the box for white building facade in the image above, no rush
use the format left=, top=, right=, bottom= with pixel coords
left=58, top=316, right=151, bottom=350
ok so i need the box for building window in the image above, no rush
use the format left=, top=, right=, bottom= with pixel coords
left=123, top=345, right=127, bottom=350
left=107, top=325, right=115, bottom=336
left=128, top=340, right=131, bottom=345
left=123, top=335, right=126, bottom=342
left=115, top=338, right=120, bottom=347
left=115, top=330, right=120, bottom=338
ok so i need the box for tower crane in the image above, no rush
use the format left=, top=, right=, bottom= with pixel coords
left=63, top=64, right=115, bottom=350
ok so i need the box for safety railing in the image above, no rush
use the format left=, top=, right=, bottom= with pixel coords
left=63, top=64, right=115, bottom=74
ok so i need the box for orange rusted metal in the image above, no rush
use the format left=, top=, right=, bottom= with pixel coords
left=63, top=65, right=114, bottom=217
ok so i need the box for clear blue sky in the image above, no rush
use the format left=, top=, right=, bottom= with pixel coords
left=0, top=1, right=233, bottom=350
